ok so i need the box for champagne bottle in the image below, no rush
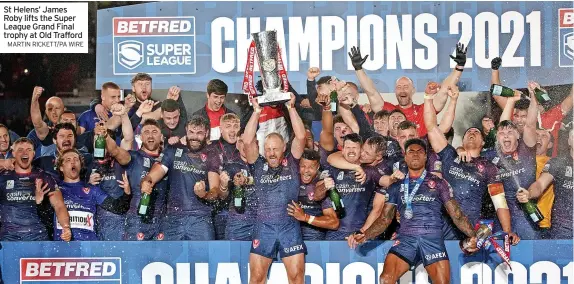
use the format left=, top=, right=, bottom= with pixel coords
left=534, top=88, right=551, bottom=104
left=328, top=185, right=345, bottom=219
left=522, top=199, right=544, bottom=223
left=330, top=90, right=338, bottom=112
left=234, top=185, right=246, bottom=214
left=490, top=84, right=515, bottom=97
left=94, top=135, right=106, bottom=160
left=138, top=193, right=150, bottom=216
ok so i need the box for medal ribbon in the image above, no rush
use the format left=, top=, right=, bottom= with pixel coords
left=402, top=170, right=427, bottom=213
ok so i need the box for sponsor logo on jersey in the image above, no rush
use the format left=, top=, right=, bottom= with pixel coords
left=6, top=180, right=14, bottom=189
left=59, top=211, right=94, bottom=231
left=284, top=244, right=304, bottom=254
left=425, top=252, right=446, bottom=261
left=20, top=257, right=121, bottom=281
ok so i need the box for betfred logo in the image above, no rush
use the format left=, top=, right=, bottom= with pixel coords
left=114, top=17, right=193, bottom=35
left=559, top=9, right=574, bottom=27
left=112, top=16, right=196, bottom=75
left=559, top=9, right=574, bottom=67
left=20, top=257, right=121, bottom=282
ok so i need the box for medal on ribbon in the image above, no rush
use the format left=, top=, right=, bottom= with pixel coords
left=402, top=170, right=427, bottom=220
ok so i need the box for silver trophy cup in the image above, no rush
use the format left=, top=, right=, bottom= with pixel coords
left=252, top=30, right=291, bottom=106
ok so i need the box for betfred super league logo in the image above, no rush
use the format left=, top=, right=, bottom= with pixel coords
left=559, top=9, right=574, bottom=67
left=117, top=40, right=144, bottom=70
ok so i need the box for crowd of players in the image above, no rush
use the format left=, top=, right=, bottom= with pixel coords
left=0, top=44, right=572, bottom=283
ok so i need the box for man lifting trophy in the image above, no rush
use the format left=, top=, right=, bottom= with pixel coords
left=242, top=30, right=292, bottom=106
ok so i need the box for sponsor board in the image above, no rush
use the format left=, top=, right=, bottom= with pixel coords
left=20, top=257, right=121, bottom=283
left=112, top=16, right=196, bottom=75
left=1, top=241, right=571, bottom=283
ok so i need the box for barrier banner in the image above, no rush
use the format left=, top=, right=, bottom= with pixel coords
left=2, top=240, right=573, bottom=283
left=96, top=2, right=573, bottom=93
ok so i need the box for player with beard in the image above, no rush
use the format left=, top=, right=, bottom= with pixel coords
left=348, top=139, right=478, bottom=284
left=321, top=134, right=388, bottom=240
left=55, top=149, right=131, bottom=241
left=423, top=88, right=519, bottom=244
left=336, top=84, right=403, bottom=164
left=518, top=129, right=574, bottom=239
left=288, top=149, right=339, bottom=240
left=223, top=130, right=258, bottom=240
left=486, top=90, right=539, bottom=239
left=531, top=129, right=555, bottom=231
left=0, top=138, right=70, bottom=241
left=127, top=86, right=186, bottom=145
left=30, top=123, right=94, bottom=182
left=36, top=111, right=91, bottom=157
left=103, top=119, right=168, bottom=241
left=141, top=115, right=224, bottom=240
left=322, top=136, right=400, bottom=240
left=92, top=73, right=160, bottom=123
left=209, top=113, right=241, bottom=240
left=348, top=44, right=468, bottom=136
left=243, top=93, right=306, bottom=284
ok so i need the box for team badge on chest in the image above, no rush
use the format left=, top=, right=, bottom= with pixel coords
left=477, top=163, right=485, bottom=173
left=83, top=187, right=91, bottom=194
left=201, top=153, right=207, bottom=162
left=6, top=180, right=13, bottom=190
left=282, top=158, right=288, bottom=167
left=428, top=180, right=436, bottom=190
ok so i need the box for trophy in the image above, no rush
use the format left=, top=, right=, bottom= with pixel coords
left=460, top=220, right=493, bottom=254
left=242, top=30, right=291, bottom=106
